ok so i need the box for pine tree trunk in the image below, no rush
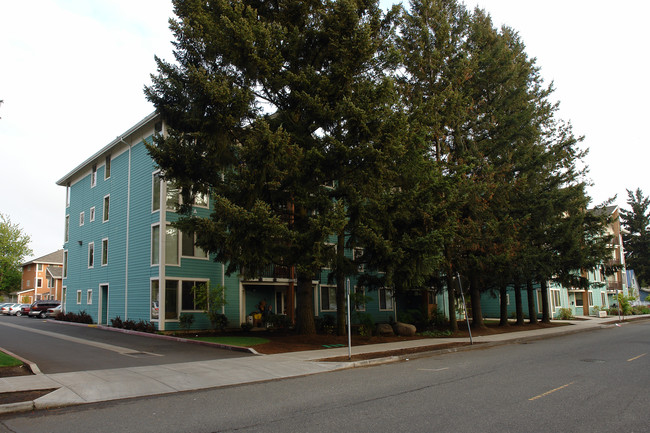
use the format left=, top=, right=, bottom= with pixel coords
left=335, top=232, right=346, bottom=336
left=499, top=284, right=509, bottom=326
left=470, top=273, right=485, bottom=328
left=295, top=274, right=316, bottom=335
left=446, top=270, right=458, bottom=332
left=526, top=279, right=538, bottom=324
left=540, top=279, right=551, bottom=323
left=514, top=280, right=525, bottom=325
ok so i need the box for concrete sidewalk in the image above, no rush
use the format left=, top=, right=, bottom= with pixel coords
left=0, top=315, right=646, bottom=414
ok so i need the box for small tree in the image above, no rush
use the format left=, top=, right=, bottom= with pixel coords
left=0, top=213, right=32, bottom=296
left=193, top=282, right=227, bottom=331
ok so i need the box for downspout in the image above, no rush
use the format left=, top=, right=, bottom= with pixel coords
left=119, top=137, right=131, bottom=321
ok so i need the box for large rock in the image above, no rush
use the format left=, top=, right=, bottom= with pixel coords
left=376, top=323, right=395, bottom=336
left=395, top=322, right=417, bottom=337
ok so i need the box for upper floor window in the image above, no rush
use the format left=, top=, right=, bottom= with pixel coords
left=165, top=225, right=179, bottom=265
left=64, top=215, right=69, bottom=242
left=151, top=225, right=160, bottom=265
left=379, top=288, right=394, bottom=311
left=101, top=238, right=108, bottom=266
left=166, top=182, right=180, bottom=210
left=90, top=207, right=95, bottom=222
left=321, top=285, right=337, bottom=311
left=103, top=195, right=110, bottom=222
left=104, top=155, right=111, bottom=180
left=181, top=231, right=208, bottom=259
left=63, top=251, right=68, bottom=279
left=152, top=172, right=161, bottom=212
left=36, top=278, right=42, bottom=288
left=88, top=242, right=94, bottom=268
left=37, top=264, right=43, bottom=272
left=66, top=185, right=70, bottom=207
left=80, top=211, right=85, bottom=226
left=91, top=164, right=97, bottom=188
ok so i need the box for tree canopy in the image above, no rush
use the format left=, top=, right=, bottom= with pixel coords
left=621, top=188, right=650, bottom=287
left=146, top=0, right=610, bottom=333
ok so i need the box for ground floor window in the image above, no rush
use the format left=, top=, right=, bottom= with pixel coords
left=379, top=288, right=394, bottom=311
left=87, top=289, right=92, bottom=305
left=321, top=285, right=336, bottom=311
left=354, top=287, right=366, bottom=311
left=181, top=280, right=208, bottom=311
left=575, top=293, right=584, bottom=307
left=76, top=290, right=81, bottom=304
left=588, top=291, right=594, bottom=307
left=551, top=290, right=561, bottom=309
left=601, top=291, right=607, bottom=306
left=151, top=280, right=159, bottom=320
left=165, top=280, right=178, bottom=320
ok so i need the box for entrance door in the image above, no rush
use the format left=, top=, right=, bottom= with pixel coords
left=99, top=285, right=109, bottom=325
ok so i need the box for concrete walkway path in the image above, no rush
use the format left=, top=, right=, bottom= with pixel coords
left=0, top=315, right=646, bottom=414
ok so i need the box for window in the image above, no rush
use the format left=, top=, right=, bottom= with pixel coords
left=26, top=280, right=30, bottom=288
left=165, top=225, right=179, bottom=265
left=194, top=192, right=209, bottom=208
left=66, top=185, right=70, bottom=207
left=91, top=164, right=97, bottom=187
left=101, top=238, right=108, bottom=266
left=181, top=231, right=208, bottom=258
left=165, top=280, right=179, bottom=320
left=76, top=290, right=82, bottom=304
left=151, top=225, right=160, bottom=265
left=47, top=277, right=54, bottom=288
left=64, top=215, right=69, bottom=242
left=88, top=242, right=94, bottom=268
left=63, top=251, right=68, bottom=278
left=37, top=264, right=43, bottom=272
left=103, top=195, right=110, bottom=222
left=575, top=293, right=583, bottom=307
left=321, top=285, right=337, bottom=311
left=36, top=278, right=42, bottom=288
left=151, top=280, right=160, bottom=320
left=105, top=155, right=111, bottom=179
left=552, top=290, right=561, bottom=308
left=601, top=292, right=606, bottom=306
left=80, top=211, right=85, bottom=226
left=181, top=280, right=208, bottom=311
left=166, top=181, right=180, bottom=210
left=379, top=288, right=394, bottom=311
left=152, top=172, right=161, bottom=212
left=90, top=206, right=95, bottom=222
left=87, top=289, right=92, bottom=304
left=588, top=291, right=594, bottom=307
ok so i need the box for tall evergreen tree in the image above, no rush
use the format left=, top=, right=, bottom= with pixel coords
left=146, top=0, right=408, bottom=334
left=621, top=188, right=650, bottom=287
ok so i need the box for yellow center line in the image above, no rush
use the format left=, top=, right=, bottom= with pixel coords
left=627, top=353, right=646, bottom=362
left=529, top=382, right=575, bottom=401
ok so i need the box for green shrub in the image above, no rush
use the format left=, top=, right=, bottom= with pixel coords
left=56, top=310, right=94, bottom=324
left=111, top=316, right=124, bottom=328
left=179, top=313, right=195, bottom=330
left=315, top=315, right=336, bottom=334
left=557, top=308, right=574, bottom=320
left=241, top=322, right=253, bottom=331
left=354, top=312, right=374, bottom=337
left=266, top=313, right=291, bottom=329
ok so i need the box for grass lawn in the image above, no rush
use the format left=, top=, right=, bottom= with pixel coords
left=0, top=351, right=23, bottom=368
left=189, top=336, right=270, bottom=347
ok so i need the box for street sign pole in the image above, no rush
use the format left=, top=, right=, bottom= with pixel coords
left=347, top=278, right=352, bottom=360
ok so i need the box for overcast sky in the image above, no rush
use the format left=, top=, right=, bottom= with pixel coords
left=1, top=0, right=648, bottom=261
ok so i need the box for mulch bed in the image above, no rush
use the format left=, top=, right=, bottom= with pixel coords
left=0, top=390, right=56, bottom=405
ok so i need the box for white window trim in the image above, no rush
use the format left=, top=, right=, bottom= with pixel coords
left=152, top=171, right=162, bottom=213
left=91, top=164, right=97, bottom=188
left=103, top=194, right=110, bottom=223
left=379, top=287, right=394, bottom=311
left=101, top=238, right=108, bottom=266
left=179, top=278, right=210, bottom=312
left=354, top=286, right=366, bottom=312
left=36, top=278, right=42, bottom=288
left=66, top=185, right=70, bottom=208
left=80, top=211, right=85, bottom=226
left=76, top=290, right=82, bottom=304
left=320, top=284, right=337, bottom=312
left=64, top=215, right=69, bottom=242
left=104, top=155, right=111, bottom=180
left=151, top=224, right=161, bottom=266
left=87, top=289, right=92, bottom=305
left=165, top=224, right=180, bottom=267
left=88, top=242, right=95, bottom=269
left=180, top=230, right=209, bottom=260
left=63, top=250, right=68, bottom=279
left=90, top=206, right=95, bottom=222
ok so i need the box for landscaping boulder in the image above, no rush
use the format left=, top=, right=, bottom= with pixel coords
left=376, top=323, right=395, bottom=336
left=395, top=322, right=416, bottom=337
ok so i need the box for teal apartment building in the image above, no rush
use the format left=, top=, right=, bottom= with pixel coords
left=57, top=113, right=398, bottom=330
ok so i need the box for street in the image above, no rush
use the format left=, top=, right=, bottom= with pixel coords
left=0, top=316, right=251, bottom=373
left=0, top=320, right=648, bottom=433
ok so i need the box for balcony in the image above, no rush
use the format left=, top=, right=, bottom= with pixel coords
left=242, top=264, right=292, bottom=281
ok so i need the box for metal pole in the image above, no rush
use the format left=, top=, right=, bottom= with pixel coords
left=346, top=278, right=352, bottom=360
left=457, top=272, right=473, bottom=345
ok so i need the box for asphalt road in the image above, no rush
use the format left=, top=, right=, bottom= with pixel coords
left=1, top=320, right=648, bottom=433
left=0, top=315, right=251, bottom=373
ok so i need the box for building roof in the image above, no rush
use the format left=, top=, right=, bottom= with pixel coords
left=56, top=111, right=159, bottom=186
left=22, top=249, right=64, bottom=267
left=46, top=266, right=63, bottom=279
left=590, top=205, right=618, bottom=217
